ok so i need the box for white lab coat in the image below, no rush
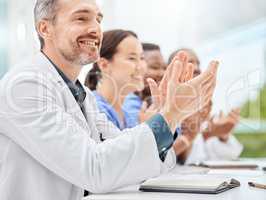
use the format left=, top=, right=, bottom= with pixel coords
left=185, top=134, right=243, bottom=165
left=0, top=52, right=175, bottom=200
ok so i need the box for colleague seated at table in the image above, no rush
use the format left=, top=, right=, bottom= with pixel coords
left=85, top=29, right=149, bottom=130
left=85, top=37, right=213, bottom=165
left=167, top=48, right=243, bottom=164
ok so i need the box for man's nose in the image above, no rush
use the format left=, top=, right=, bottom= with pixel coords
left=87, top=24, right=102, bottom=39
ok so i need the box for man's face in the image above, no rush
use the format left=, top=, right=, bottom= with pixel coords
left=47, top=0, right=103, bottom=66
left=143, top=50, right=166, bottom=84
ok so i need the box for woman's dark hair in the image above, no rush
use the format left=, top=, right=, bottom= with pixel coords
left=85, top=29, right=138, bottom=90
left=142, top=43, right=160, bottom=52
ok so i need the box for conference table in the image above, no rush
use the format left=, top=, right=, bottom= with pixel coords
left=85, top=159, right=266, bottom=200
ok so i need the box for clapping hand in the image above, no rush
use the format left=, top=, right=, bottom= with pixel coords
left=139, top=51, right=194, bottom=123
left=145, top=51, right=219, bottom=132
left=203, top=108, right=240, bottom=142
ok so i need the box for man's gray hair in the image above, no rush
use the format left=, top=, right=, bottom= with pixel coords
left=34, top=0, right=59, bottom=49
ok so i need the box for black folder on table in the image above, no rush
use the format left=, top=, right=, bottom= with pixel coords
left=139, top=177, right=240, bottom=194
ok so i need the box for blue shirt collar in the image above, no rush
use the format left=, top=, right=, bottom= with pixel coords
left=41, top=51, right=86, bottom=107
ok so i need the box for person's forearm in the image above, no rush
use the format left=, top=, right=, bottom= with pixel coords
left=172, top=134, right=192, bottom=155
left=173, top=138, right=188, bottom=155
left=202, top=130, right=230, bottom=142
left=178, top=146, right=193, bottom=163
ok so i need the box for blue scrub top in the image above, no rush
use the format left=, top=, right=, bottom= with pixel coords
left=93, top=91, right=130, bottom=130
left=122, top=93, right=143, bottom=128
left=123, top=93, right=181, bottom=139
left=93, top=91, right=180, bottom=139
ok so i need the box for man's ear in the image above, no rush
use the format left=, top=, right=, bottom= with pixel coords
left=37, top=20, right=53, bottom=42
left=97, top=58, right=112, bottom=74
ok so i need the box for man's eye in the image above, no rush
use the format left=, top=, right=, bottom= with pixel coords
left=150, top=65, right=160, bottom=70
left=77, top=17, right=86, bottom=21
left=97, top=17, right=102, bottom=24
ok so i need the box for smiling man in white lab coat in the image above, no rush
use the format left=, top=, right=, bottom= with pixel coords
left=0, top=0, right=219, bottom=199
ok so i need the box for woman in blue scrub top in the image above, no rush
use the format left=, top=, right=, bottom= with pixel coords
left=85, top=29, right=148, bottom=130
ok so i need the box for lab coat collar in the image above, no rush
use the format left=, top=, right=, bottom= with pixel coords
left=34, top=52, right=90, bottom=130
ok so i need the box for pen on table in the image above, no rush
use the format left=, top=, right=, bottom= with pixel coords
left=248, top=182, right=266, bottom=190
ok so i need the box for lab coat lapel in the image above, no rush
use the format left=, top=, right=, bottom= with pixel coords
left=35, top=52, right=91, bottom=133
left=82, top=90, right=101, bottom=142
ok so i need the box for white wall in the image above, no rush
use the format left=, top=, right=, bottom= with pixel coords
left=7, top=0, right=39, bottom=67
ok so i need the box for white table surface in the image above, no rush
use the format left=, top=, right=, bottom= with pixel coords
left=85, top=160, right=266, bottom=200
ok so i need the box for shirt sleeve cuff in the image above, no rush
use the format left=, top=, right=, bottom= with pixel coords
left=146, top=114, right=174, bottom=162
